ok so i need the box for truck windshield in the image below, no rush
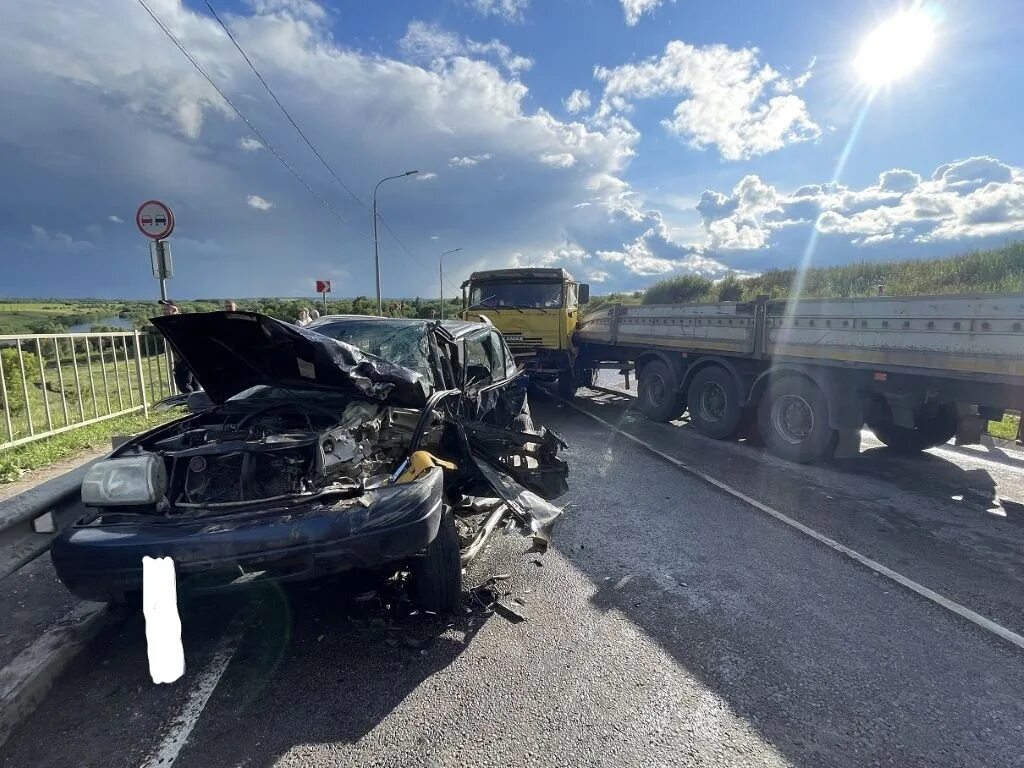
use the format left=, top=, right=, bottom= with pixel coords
left=470, top=281, right=563, bottom=309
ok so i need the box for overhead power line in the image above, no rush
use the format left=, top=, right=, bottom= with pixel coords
left=202, top=0, right=365, bottom=210
left=135, top=0, right=347, bottom=224
left=202, top=0, right=428, bottom=271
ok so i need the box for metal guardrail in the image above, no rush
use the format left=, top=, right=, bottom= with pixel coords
left=0, top=330, right=176, bottom=451
left=0, top=461, right=100, bottom=580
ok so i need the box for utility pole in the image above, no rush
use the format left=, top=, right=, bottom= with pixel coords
left=372, top=170, right=418, bottom=315
left=439, top=247, right=462, bottom=320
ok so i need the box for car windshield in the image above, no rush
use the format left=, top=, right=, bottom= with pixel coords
left=310, top=320, right=434, bottom=381
left=470, top=281, right=563, bottom=309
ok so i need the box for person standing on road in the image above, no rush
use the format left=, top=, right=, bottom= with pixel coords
left=159, top=301, right=197, bottom=394
left=296, top=308, right=312, bottom=327
left=224, top=299, right=237, bottom=311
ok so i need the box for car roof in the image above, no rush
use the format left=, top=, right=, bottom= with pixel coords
left=308, top=314, right=490, bottom=340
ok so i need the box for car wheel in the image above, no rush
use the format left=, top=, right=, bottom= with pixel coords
left=758, top=375, right=835, bottom=463
left=686, top=366, right=742, bottom=439
left=867, top=400, right=957, bottom=455
left=408, top=511, right=462, bottom=613
left=638, top=360, right=686, bottom=422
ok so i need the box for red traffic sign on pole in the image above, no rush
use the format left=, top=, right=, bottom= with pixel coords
left=315, top=280, right=332, bottom=294
left=136, top=200, right=175, bottom=240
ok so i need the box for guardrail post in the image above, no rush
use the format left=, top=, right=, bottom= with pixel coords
left=133, top=331, right=149, bottom=416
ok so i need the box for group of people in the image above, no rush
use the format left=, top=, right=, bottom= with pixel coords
left=295, top=307, right=320, bottom=327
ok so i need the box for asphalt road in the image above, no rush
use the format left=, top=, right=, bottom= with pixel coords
left=4, top=389, right=1024, bottom=767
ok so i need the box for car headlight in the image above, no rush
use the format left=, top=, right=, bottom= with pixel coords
left=81, top=454, right=167, bottom=506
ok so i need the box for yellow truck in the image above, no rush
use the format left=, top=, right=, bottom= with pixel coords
left=460, top=268, right=594, bottom=396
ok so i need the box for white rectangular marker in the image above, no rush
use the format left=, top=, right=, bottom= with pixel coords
left=142, top=556, right=185, bottom=684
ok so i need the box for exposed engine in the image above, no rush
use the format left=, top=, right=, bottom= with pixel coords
left=148, top=400, right=438, bottom=509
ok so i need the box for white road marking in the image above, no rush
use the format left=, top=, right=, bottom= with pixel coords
left=561, top=396, right=1024, bottom=652
left=140, top=611, right=249, bottom=768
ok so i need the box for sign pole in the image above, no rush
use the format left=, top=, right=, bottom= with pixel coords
left=138, top=200, right=175, bottom=301
left=322, top=291, right=327, bottom=311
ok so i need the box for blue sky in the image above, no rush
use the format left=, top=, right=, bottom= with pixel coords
left=2, top=0, right=1022, bottom=300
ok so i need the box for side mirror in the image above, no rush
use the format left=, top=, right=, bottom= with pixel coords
left=579, top=284, right=590, bottom=305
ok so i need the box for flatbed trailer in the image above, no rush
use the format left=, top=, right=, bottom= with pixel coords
left=574, top=294, right=1024, bottom=462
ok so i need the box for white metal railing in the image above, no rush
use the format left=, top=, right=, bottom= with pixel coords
left=0, top=330, right=177, bottom=451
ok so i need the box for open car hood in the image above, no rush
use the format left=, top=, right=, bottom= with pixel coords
left=151, top=311, right=431, bottom=407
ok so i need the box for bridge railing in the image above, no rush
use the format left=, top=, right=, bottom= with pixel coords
left=0, top=330, right=177, bottom=451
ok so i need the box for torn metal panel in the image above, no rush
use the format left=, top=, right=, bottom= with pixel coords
left=471, top=459, right=563, bottom=540
left=462, top=421, right=569, bottom=500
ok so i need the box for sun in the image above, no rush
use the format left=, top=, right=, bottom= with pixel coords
left=855, top=7, right=936, bottom=86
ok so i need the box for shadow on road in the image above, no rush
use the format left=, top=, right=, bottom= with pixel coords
left=534, top=394, right=1024, bottom=767
left=174, top=579, right=488, bottom=768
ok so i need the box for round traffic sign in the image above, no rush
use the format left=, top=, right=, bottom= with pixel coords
left=136, top=200, right=175, bottom=240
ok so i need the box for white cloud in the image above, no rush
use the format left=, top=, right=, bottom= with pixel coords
left=238, top=137, right=263, bottom=151
left=563, top=88, right=591, bottom=114
left=29, top=224, right=94, bottom=252
left=448, top=153, right=494, bottom=167
left=696, top=157, right=1024, bottom=263
left=248, top=0, right=326, bottom=21
left=463, top=0, right=529, bottom=23
left=400, top=21, right=532, bottom=75
left=107, top=215, right=124, bottom=224
left=595, top=41, right=819, bottom=160
left=620, top=0, right=669, bottom=26
left=416, top=172, right=438, bottom=181
left=539, top=152, right=576, bottom=168
left=0, top=0, right=726, bottom=297
left=246, top=194, right=274, bottom=211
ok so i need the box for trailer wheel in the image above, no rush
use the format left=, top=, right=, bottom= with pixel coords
left=866, top=401, right=957, bottom=455
left=687, top=366, right=742, bottom=439
left=758, top=376, right=835, bottom=463
left=638, top=360, right=686, bottom=422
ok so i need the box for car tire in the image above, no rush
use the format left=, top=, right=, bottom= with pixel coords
left=408, top=511, right=462, bottom=613
left=638, top=360, right=686, bottom=422
left=867, top=400, right=957, bottom=455
left=686, top=366, right=742, bottom=439
left=758, top=375, right=835, bottom=463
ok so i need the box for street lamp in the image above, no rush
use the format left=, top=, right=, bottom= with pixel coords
left=439, top=247, right=463, bottom=320
left=372, top=170, right=418, bottom=315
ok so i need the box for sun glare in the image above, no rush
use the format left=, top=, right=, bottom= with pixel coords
left=855, top=8, right=936, bottom=86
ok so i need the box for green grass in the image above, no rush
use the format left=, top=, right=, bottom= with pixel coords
left=987, top=413, right=1021, bottom=441
left=639, top=242, right=1024, bottom=304
left=0, top=409, right=182, bottom=484
left=1, top=335, right=176, bottom=446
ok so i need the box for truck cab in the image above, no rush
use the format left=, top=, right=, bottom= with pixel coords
left=461, top=267, right=591, bottom=395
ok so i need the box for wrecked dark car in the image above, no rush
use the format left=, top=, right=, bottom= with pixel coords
left=50, top=312, right=568, bottom=612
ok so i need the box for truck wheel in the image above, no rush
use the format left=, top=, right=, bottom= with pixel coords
left=575, top=367, right=596, bottom=390
left=758, top=376, right=835, bottom=463
left=638, top=360, right=686, bottom=422
left=557, top=370, right=578, bottom=398
left=687, top=366, right=742, bottom=439
left=408, top=511, right=462, bottom=613
left=867, top=402, right=957, bottom=455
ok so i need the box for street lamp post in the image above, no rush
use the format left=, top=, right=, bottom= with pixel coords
left=372, top=170, right=418, bottom=315
left=439, top=247, right=462, bottom=320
